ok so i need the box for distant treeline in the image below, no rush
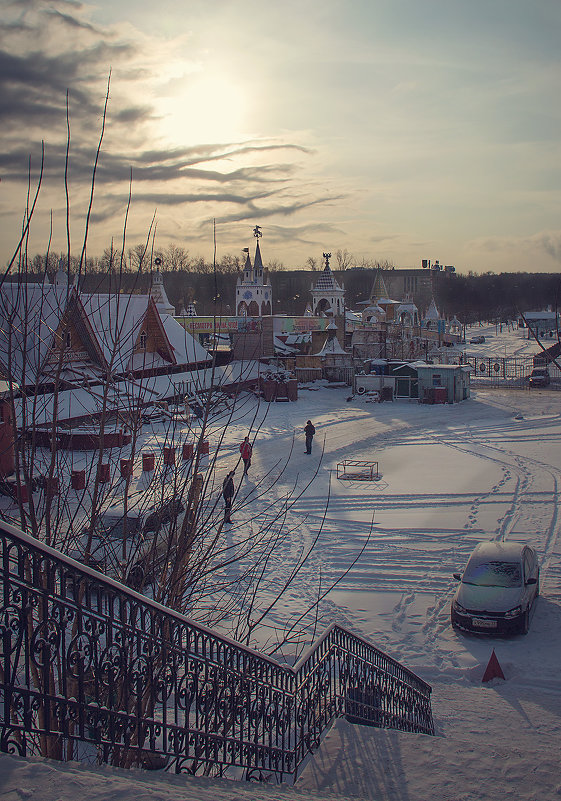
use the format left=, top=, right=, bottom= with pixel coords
left=16, top=250, right=561, bottom=321
left=436, top=271, right=561, bottom=324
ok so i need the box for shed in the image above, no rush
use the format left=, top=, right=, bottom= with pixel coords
left=388, top=362, right=420, bottom=400
left=415, top=363, right=471, bottom=404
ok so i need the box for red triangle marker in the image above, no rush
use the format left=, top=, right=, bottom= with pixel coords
left=482, top=649, right=505, bottom=682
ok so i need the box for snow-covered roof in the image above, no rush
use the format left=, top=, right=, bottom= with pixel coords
left=396, top=302, right=418, bottom=315
left=285, top=333, right=311, bottom=345
left=363, top=303, right=386, bottom=320
left=161, top=315, right=211, bottom=365
left=0, top=281, right=71, bottom=382
left=274, top=336, right=298, bottom=355
left=80, top=293, right=150, bottom=373
left=315, top=335, right=347, bottom=356
left=415, top=362, right=470, bottom=371
left=424, top=298, right=440, bottom=321
left=524, top=311, right=558, bottom=320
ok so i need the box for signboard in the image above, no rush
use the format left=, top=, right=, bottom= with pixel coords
left=280, top=317, right=330, bottom=333
left=46, top=349, right=89, bottom=364
left=175, top=317, right=262, bottom=334
left=175, top=316, right=330, bottom=335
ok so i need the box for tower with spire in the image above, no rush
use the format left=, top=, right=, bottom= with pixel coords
left=310, top=252, right=345, bottom=316
left=148, top=269, right=175, bottom=316
left=235, top=225, right=273, bottom=316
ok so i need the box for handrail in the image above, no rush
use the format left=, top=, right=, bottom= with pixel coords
left=0, top=520, right=433, bottom=781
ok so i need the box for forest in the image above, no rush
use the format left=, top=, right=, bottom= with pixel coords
left=20, top=249, right=561, bottom=323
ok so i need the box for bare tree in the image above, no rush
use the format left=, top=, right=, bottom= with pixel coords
left=0, top=81, right=369, bottom=770
left=217, top=253, right=241, bottom=273
left=128, top=243, right=148, bottom=272
left=100, top=243, right=124, bottom=274
left=164, top=243, right=191, bottom=271
left=336, top=248, right=354, bottom=270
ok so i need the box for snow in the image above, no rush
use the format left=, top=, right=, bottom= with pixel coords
left=3, top=323, right=561, bottom=800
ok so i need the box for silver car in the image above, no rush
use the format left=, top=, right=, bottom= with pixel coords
left=451, top=541, right=539, bottom=635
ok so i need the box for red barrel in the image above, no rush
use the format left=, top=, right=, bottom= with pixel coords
left=287, top=379, right=298, bottom=401
left=163, top=446, right=175, bottom=466
left=46, top=477, right=59, bottom=496
left=261, top=380, right=275, bottom=402
left=142, top=453, right=155, bottom=472
left=120, top=458, right=133, bottom=478
left=98, top=463, right=110, bottom=483
left=182, top=442, right=194, bottom=460
left=199, top=440, right=209, bottom=455
left=71, top=469, right=86, bottom=490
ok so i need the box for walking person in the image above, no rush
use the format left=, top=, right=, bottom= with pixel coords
left=304, top=420, right=316, bottom=454
left=222, top=470, right=235, bottom=524
left=239, top=436, right=253, bottom=475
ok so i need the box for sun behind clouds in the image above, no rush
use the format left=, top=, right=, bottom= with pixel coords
left=159, top=71, right=249, bottom=146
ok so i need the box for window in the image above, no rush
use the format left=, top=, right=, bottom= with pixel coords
left=65, top=330, right=71, bottom=349
left=140, top=331, right=147, bottom=350
left=432, top=374, right=442, bottom=387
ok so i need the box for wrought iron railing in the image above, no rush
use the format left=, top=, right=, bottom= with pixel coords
left=0, top=520, right=433, bottom=782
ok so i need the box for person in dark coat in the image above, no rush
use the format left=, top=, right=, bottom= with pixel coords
left=304, top=420, right=316, bottom=454
left=222, top=470, right=235, bottom=524
left=239, top=436, right=253, bottom=475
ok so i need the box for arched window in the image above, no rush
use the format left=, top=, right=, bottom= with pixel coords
left=65, top=330, right=71, bottom=349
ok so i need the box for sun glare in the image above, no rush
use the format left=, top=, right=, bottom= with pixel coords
left=162, top=73, right=248, bottom=146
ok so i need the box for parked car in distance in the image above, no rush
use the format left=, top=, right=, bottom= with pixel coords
left=451, top=541, right=539, bottom=635
left=469, top=335, right=486, bottom=344
left=528, top=368, right=551, bottom=387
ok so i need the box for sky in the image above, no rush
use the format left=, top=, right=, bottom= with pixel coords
left=2, top=0, right=561, bottom=274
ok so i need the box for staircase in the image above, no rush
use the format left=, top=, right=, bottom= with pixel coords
left=0, top=520, right=433, bottom=783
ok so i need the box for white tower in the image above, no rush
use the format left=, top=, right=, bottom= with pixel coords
left=149, top=269, right=175, bottom=316
left=235, top=225, right=273, bottom=316
left=310, top=252, right=345, bottom=316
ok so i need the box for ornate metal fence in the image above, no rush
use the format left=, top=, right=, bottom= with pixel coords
left=466, top=355, right=561, bottom=388
left=0, top=520, right=433, bottom=782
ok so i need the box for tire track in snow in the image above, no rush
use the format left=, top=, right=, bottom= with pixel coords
left=413, top=428, right=561, bottom=661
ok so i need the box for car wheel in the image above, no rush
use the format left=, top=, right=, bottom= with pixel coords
left=520, top=609, right=530, bottom=635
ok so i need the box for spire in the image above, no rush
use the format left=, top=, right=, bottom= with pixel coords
left=149, top=270, right=175, bottom=315
left=254, top=240, right=263, bottom=275
left=243, top=249, right=252, bottom=282
left=425, top=297, right=441, bottom=321
left=369, top=269, right=390, bottom=304
left=323, top=251, right=332, bottom=272
left=254, top=225, right=263, bottom=278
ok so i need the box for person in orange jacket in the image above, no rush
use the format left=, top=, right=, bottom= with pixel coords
left=239, top=436, right=253, bottom=475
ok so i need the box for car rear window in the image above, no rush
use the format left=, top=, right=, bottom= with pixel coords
left=463, top=560, right=522, bottom=587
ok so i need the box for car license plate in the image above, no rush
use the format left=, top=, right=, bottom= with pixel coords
left=472, top=617, right=497, bottom=629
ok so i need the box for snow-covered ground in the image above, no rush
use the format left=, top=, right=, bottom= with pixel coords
left=2, top=322, right=561, bottom=800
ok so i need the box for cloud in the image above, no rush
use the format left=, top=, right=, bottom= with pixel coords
left=0, top=0, right=330, bottom=265
left=469, top=230, right=561, bottom=266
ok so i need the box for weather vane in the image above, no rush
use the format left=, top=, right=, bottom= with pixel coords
left=253, top=225, right=262, bottom=240
left=323, top=252, right=331, bottom=269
